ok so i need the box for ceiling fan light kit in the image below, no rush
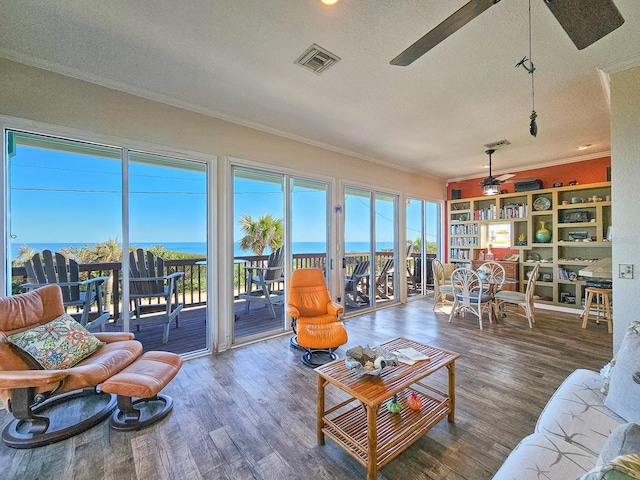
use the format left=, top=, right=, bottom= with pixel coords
left=481, top=148, right=513, bottom=196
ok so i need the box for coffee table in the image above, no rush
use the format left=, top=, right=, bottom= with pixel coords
left=315, top=337, right=459, bottom=480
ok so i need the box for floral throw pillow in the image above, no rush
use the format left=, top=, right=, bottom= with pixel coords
left=7, top=313, right=105, bottom=370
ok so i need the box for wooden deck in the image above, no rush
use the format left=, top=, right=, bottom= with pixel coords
left=103, top=301, right=288, bottom=354
left=111, top=295, right=400, bottom=354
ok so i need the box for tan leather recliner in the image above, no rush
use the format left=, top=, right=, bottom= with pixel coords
left=0, top=285, right=142, bottom=448
left=287, top=268, right=348, bottom=367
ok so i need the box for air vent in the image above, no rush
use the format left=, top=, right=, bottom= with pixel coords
left=295, top=44, right=341, bottom=74
left=484, top=139, right=512, bottom=149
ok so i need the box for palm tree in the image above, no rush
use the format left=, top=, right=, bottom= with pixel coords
left=239, top=213, right=283, bottom=255
left=13, top=245, right=37, bottom=266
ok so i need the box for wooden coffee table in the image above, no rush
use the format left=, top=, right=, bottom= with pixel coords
left=315, top=337, right=459, bottom=480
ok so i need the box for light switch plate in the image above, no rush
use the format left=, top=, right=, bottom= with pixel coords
left=619, top=264, right=634, bottom=279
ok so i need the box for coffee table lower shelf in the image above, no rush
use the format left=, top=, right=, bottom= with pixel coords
left=321, top=387, right=451, bottom=469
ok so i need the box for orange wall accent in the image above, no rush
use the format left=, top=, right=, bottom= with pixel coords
left=447, top=156, right=610, bottom=199
left=445, top=156, right=611, bottom=262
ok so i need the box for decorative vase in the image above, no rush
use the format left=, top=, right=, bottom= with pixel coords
left=535, top=221, right=552, bottom=243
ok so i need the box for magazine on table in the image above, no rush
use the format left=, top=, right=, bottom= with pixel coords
left=393, top=347, right=430, bottom=365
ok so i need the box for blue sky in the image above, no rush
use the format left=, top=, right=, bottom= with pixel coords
left=9, top=133, right=438, bottom=254
left=9, top=141, right=206, bottom=245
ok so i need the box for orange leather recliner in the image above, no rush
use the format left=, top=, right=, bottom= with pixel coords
left=287, top=268, right=348, bottom=367
left=0, top=285, right=142, bottom=448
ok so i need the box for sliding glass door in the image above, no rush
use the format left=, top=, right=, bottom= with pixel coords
left=406, top=197, right=442, bottom=297
left=232, top=167, right=331, bottom=345
left=128, top=151, right=208, bottom=353
left=344, top=186, right=398, bottom=312
left=5, top=129, right=212, bottom=356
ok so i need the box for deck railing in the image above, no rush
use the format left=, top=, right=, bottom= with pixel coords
left=11, top=251, right=432, bottom=319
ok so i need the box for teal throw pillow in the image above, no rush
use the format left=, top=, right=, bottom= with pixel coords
left=7, top=313, right=105, bottom=369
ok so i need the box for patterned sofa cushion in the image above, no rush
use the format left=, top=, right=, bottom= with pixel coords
left=492, top=432, right=598, bottom=480
left=535, top=369, right=626, bottom=457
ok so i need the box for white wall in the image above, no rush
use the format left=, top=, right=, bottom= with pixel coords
left=0, top=58, right=444, bottom=197
left=0, top=57, right=446, bottom=352
left=610, top=65, right=640, bottom=353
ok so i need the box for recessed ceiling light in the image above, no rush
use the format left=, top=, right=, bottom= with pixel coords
left=321, top=0, right=340, bottom=5
left=577, top=144, right=593, bottom=150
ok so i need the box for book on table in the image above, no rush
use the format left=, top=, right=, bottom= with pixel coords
left=394, top=347, right=430, bottom=365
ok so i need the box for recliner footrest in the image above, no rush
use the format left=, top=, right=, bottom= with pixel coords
left=100, top=351, right=182, bottom=431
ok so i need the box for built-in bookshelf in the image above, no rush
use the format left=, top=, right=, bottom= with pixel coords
left=447, top=181, right=611, bottom=310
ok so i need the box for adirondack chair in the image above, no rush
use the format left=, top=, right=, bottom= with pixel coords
left=239, top=247, right=285, bottom=318
left=21, top=250, right=110, bottom=331
left=344, top=260, right=370, bottom=307
left=129, top=249, right=184, bottom=344
left=375, top=258, right=394, bottom=299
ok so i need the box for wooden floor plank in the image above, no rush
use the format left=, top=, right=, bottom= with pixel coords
left=0, top=296, right=612, bottom=480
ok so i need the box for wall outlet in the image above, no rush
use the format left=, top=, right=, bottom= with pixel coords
left=619, top=264, right=634, bottom=279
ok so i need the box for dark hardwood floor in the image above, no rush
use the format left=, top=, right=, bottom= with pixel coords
left=0, top=298, right=613, bottom=480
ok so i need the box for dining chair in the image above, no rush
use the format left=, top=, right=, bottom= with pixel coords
left=478, top=261, right=506, bottom=292
left=448, top=267, right=492, bottom=330
left=493, top=263, right=540, bottom=328
left=432, top=258, right=455, bottom=311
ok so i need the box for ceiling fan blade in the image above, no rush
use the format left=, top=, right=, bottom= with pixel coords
left=496, top=173, right=515, bottom=182
left=544, top=0, right=624, bottom=50
left=390, top=0, right=500, bottom=66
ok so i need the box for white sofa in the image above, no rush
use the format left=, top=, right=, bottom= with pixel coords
left=494, top=322, right=640, bottom=479
left=493, top=369, right=625, bottom=479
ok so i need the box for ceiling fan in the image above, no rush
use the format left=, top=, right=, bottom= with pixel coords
left=390, top=0, right=625, bottom=66
left=481, top=149, right=515, bottom=195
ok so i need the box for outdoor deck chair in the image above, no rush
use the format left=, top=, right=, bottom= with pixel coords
left=21, top=250, right=110, bottom=331
left=344, top=260, right=370, bottom=307
left=129, top=249, right=184, bottom=344
left=406, top=244, right=419, bottom=290
left=240, top=247, right=285, bottom=318
left=375, top=258, right=394, bottom=299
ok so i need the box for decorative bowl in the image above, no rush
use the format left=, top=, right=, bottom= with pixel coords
left=345, top=345, right=399, bottom=376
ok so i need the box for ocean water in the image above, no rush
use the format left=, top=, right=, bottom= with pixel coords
left=11, top=241, right=394, bottom=259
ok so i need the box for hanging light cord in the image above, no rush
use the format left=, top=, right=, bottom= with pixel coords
left=528, top=0, right=538, bottom=137
left=529, top=0, right=535, bottom=113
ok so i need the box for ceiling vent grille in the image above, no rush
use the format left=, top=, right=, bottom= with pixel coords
left=484, top=139, right=511, bottom=149
left=295, top=44, right=341, bottom=74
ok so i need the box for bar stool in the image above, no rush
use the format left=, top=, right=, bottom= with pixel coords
left=581, top=287, right=613, bottom=333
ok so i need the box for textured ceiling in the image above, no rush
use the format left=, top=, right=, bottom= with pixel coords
left=1, top=0, right=640, bottom=181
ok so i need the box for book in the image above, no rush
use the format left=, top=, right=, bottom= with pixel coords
left=393, top=347, right=430, bottom=365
